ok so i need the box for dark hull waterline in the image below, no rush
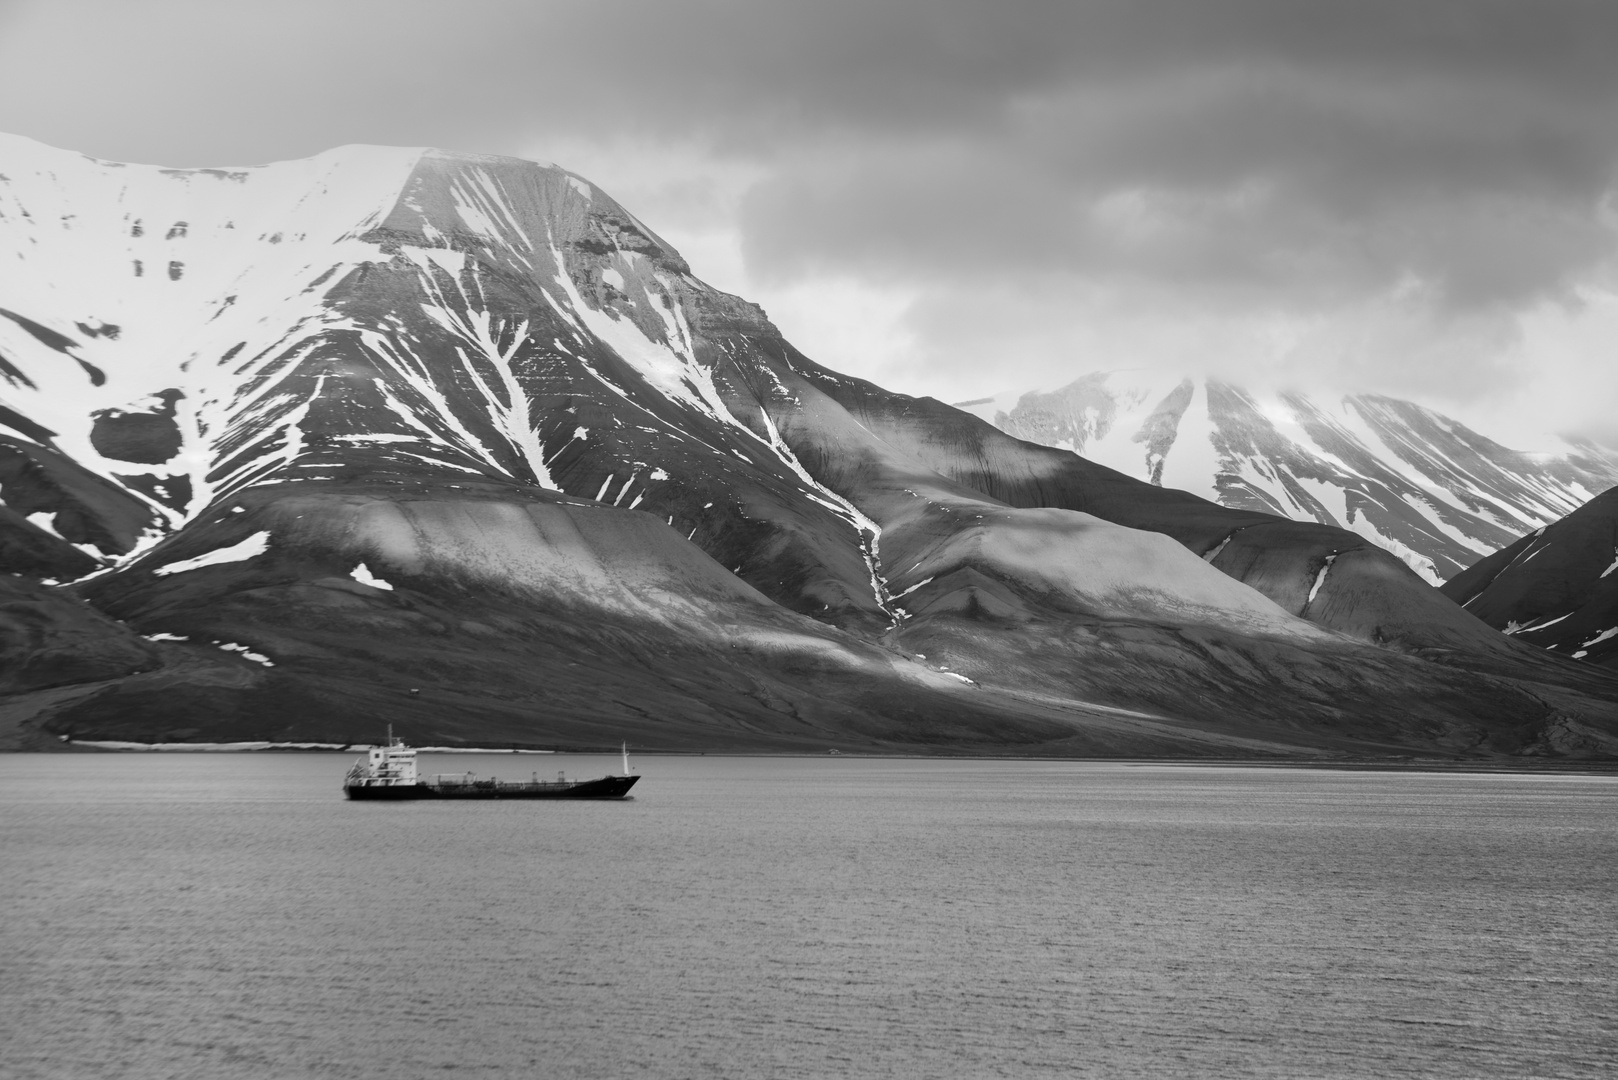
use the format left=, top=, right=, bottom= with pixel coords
left=345, top=775, right=639, bottom=800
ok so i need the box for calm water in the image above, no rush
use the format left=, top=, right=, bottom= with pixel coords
left=3, top=755, right=1616, bottom=1079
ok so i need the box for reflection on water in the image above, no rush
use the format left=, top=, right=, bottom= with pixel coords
left=4, top=755, right=1616, bottom=1079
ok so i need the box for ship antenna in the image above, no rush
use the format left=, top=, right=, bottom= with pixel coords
left=387, top=723, right=394, bottom=747
left=622, top=742, right=630, bottom=775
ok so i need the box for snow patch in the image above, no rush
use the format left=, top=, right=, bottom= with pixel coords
left=216, top=641, right=274, bottom=666
left=1579, top=627, right=1618, bottom=649
left=613, top=473, right=637, bottom=506
left=1505, top=612, right=1572, bottom=635
left=143, top=632, right=189, bottom=642
left=151, top=531, right=270, bottom=575
left=25, top=511, right=60, bottom=538
left=1306, top=554, right=1338, bottom=606
left=351, top=562, right=393, bottom=590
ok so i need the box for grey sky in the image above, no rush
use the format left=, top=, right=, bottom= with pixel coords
left=3, top=0, right=1617, bottom=444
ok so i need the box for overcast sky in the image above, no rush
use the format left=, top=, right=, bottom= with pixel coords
left=3, top=0, right=1617, bottom=445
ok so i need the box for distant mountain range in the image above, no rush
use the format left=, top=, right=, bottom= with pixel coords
left=3, top=132, right=1617, bottom=759
left=956, top=374, right=1618, bottom=584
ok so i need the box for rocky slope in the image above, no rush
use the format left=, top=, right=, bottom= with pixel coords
left=3, top=133, right=1616, bottom=758
left=958, top=374, right=1618, bottom=584
left=1441, top=487, right=1618, bottom=670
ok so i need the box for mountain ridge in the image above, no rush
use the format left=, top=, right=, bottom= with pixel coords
left=4, top=135, right=1617, bottom=758
left=958, top=372, right=1618, bottom=584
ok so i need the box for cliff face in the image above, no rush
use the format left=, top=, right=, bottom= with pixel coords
left=3, top=133, right=1616, bottom=758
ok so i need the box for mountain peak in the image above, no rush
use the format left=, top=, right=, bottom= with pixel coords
left=963, top=370, right=1618, bottom=583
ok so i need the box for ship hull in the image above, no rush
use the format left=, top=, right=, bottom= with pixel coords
left=344, top=775, right=639, bottom=800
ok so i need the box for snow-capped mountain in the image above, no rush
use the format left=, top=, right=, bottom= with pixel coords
left=957, top=373, right=1618, bottom=583
left=4, top=133, right=1618, bottom=758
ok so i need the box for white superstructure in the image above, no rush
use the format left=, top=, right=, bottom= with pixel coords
left=345, top=729, right=419, bottom=787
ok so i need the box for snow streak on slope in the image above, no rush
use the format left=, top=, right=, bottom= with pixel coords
left=962, top=371, right=1618, bottom=582
left=150, top=530, right=270, bottom=576
left=751, top=401, right=897, bottom=621
left=547, top=240, right=738, bottom=430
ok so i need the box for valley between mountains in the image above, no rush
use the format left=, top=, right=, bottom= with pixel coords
left=3, top=134, right=1616, bottom=759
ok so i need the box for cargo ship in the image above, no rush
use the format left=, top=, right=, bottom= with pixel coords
left=343, top=731, right=639, bottom=800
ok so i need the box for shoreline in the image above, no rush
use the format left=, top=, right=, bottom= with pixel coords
left=52, top=739, right=559, bottom=754
left=11, top=741, right=1617, bottom=775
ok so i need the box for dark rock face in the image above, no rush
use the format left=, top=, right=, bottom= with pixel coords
left=90, top=390, right=184, bottom=464
left=1442, top=487, right=1618, bottom=668
left=0, top=437, right=158, bottom=565
left=0, top=507, right=100, bottom=580
left=1, top=133, right=1616, bottom=757
left=0, top=576, right=159, bottom=695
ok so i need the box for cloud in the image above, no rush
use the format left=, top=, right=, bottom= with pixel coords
left=736, top=54, right=1618, bottom=305
left=5, top=0, right=1618, bottom=436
